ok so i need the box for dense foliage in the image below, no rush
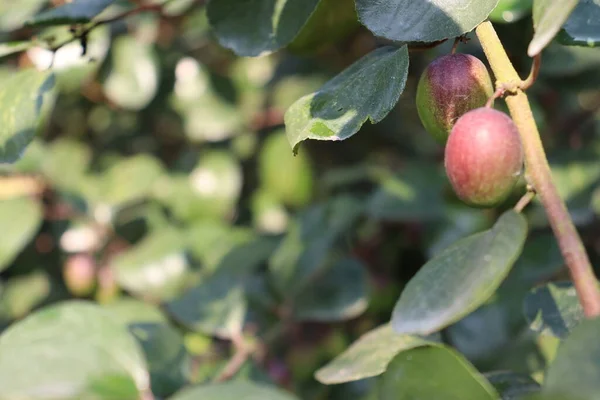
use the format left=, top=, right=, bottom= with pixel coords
left=0, top=0, right=599, bottom=399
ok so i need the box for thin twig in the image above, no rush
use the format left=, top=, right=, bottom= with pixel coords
left=451, top=37, right=460, bottom=54
left=514, top=185, right=536, bottom=213
left=520, top=54, right=542, bottom=91
left=213, top=334, right=252, bottom=382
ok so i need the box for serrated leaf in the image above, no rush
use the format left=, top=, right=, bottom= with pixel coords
left=543, top=317, right=600, bottom=399
left=523, top=282, right=584, bottom=339
left=293, top=257, right=368, bottom=322
left=378, top=345, right=499, bottom=400
left=392, top=210, right=528, bottom=335
left=558, top=0, right=600, bottom=47
left=0, top=198, right=43, bottom=272
left=528, top=0, right=579, bottom=56
left=0, top=68, right=55, bottom=163
left=27, top=0, right=115, bottom=26
left=170, top=381, right=299, bottom=400
left=0, top=301, right=148, bottom=400
left=206, top=0, right=320, bottom=56
left=284, top=46, right=408, bottom=153
left=113, top=229, right=190, bottom=301
left=315, top=324, right=434, bottom=384
left=355, top=0, right=499, bottom=42
left=485, top=371, right=541, bottom=400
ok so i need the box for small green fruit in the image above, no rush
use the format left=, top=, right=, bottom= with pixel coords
left=416, top=53, right=494, bottom=144
left=444, top=108, right=524, bottom=207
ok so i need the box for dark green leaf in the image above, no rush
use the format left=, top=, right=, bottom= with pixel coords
left=392, top=210, right=528, bottom=335
left=0, top=198, right=43, bottom=272
left=378, top=345, right=499, bottom=400
left=355, top=0, right=499, bottom=42
left=523, top=282, right=584, bottom=339
left=485, top=371, right=541, bottom=400
left=284, top=46, right=409, bottom=153
left=113, top=229, right=190, bottom=301
left=170, top=381, right=299, bottom=400
left=206, top=0, right=320, bottom=56
left=558, top=0, right=600, bottom=47
left=543, top=317, right=600, bottom=399
left=293, top=257, right=368, bottom=322
left=0, top=301, right=148, bottom=400
left=528, top=0, right=579, bottom=56
left=0, top=68, right=56, bottom=163
left=27, top=0, right=115, bottom=26
left=315, top=324, right=433, bottom=384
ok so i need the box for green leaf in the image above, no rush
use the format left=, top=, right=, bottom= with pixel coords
left=42, top=138, right=91, bottom=193
left=0, top=271, right=50, bottom=320
left=113, top=229, right=190, bottom=301
left=543, top=317, right=600, bottom=399
left=103, top=36, right=159, bottom=110
left=0, top=68, right=56, bottom=163
left=206, top=0, right=320, bottom=56
left=355, top=0, right=499, bottom=42
left=27, top=0, right=115, bottom=26
left=293, top=257, right=368, bottom=322
left=0, top=301, right=148, bottom=400
left=259, top=130, right=314, bottom=207
left=528, top=0, right=579, bottom=56
left=523, top=282, right=584, bottom=339
left=558, top=0, right=600, bottom=47
left=315, top=324, right=434, bottom=384
left=378, top=345, right=499, bottom=400
left=485, top=371, right=541, bottom=400
left=106, top=299, right=190, bottom=398
left=0, top=0, right=46, bottom=30
left=170, top=381, right=299, bottom=400
left=284, top=46, right=408, bottom=153
left=0, top=198, right=43, bottom=272
left=366, top=163, right=445, bottom=222
left=392, top=210, right=528, bottom=335
left=0, top=41, right=33, bottom=58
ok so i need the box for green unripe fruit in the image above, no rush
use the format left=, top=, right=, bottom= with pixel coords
left=444, top=108, right=524, bottom=208
left=416, top=53, right=494, bottom=144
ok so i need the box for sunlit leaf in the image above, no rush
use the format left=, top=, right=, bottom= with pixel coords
left=528, top=0, right=578, bottom=56
left=0, top=198, right=43, bottom=272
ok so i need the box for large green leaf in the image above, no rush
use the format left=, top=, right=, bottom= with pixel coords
left=284, top=46, right=408, bottom=153
left=523, top=282, right=584, bottom=339
left=378, top=345, right=499, bottom=400
left=206, top=0, right=320, bottom=56
left=292, top=257, right=368, bottom=322
left=392, top=210, right=528, bottom=335
left=27, top=0, right=115, bottom=26
left=0, top=198, right=43, bottom=272
left=106, top=299, right=190, bottom=398
left=113, top=229, right=190, bottom=301
left=355, top=0, right=499, bottom=42
left=528, top=0, right=579, bottom=56
left=558, top=0, right=600, bottom=47
left=315, top=324, right=433, bottom=384
left=543, top=317, right=600, bottom=399
left=170, top=381, right=299, bottom=400
left=0, top=69, right=55, bottom=163
left=0, top=301, right=149, bottom=400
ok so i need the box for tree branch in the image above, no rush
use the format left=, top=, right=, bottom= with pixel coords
left=476, top=21, right=600, bottom=317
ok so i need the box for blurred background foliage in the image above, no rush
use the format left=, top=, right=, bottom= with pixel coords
left=0, top=0, right=599, bottom=399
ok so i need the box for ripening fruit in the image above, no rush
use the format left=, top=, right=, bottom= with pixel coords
left=416, top=53, right=494, bottom=144
left=445, top=108, right=524, bottom=207
left=63, top=254, right=96, bottom=297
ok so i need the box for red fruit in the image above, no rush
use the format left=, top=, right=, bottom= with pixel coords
left=445, top=108, right=524, bottom=207
left=416, top=53, right=494, bottom=144
left=63, top=254, right=96, bottom=297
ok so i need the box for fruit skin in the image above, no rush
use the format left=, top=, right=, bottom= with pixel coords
left=444, top=108, right=524, bottom=207
left=416, top=54, right=494, bottom=144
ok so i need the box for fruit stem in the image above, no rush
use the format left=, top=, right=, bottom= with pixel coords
left=476, top=21, right=600, bottom=318
left=514, top=186, right=536, bottom=213
left=521, top=54, right=542, bottom=91
left=451, top=37, right=460, bottom=54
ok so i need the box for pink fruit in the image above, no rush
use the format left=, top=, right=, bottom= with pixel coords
left=444, top=107, right=524, bottom=207
left=416, top=53, right=494, bottom=144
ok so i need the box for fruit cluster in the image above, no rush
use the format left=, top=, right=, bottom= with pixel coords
left=417, top=53, right=524, bottom=207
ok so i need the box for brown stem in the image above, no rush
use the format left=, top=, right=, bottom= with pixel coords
left=451, top=37, right=460, bottom=54
left=213, top=334, right=251, bottom=382
left=476, top=21, right=600, bottom=318
left=521, top=54, right=542, bottom=91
